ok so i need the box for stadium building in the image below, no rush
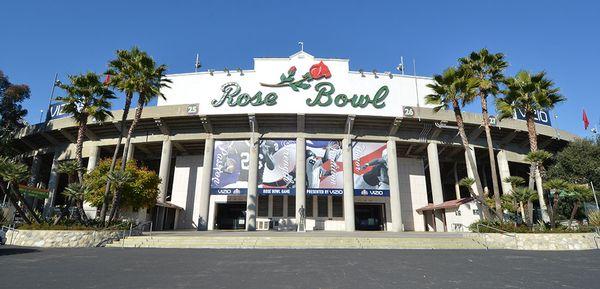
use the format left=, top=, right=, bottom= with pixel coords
left=14, top=51, right=575, bottom=232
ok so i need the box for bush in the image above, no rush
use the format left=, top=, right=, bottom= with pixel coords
left=17, top=219, right=134, bottom=231
left=468, top=220, right=596, bottom=234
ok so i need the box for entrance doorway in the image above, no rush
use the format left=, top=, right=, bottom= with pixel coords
left=354, top=203, right=385, bottom=231
left=215, top=203, right=246, bottom=230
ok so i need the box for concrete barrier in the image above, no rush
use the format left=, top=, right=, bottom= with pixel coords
left=6, top=229, right=121, bottom=248
left=475, top=233, right=599, bottom=250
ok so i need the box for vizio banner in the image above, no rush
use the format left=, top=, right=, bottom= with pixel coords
left=305, top=140, right=343, bottom=195
left=258, top=140, right=296, bottom=195
left=352, top=142, right=390, bottom=197
left=210, top=140, right=250, bottom=195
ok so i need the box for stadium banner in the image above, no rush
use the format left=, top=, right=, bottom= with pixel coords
left=258, top=140, right=296, bottom=195
left=514, top=108, right=552, bottom=126
left=305, top=140, right=344, bottom=195
left=46, top=103, right=71, bottom=121
left=352, top=142, right=390, bottom=197
left=210, top=140, right=250, bottom=195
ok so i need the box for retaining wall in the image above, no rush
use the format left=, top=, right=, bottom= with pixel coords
left=476, top=233, right=599, bottom=250
left=5, top=230, right=121, bottom=247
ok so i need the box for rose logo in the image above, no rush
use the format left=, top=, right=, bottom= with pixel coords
left=309, top=61, right=331, bottom=80
left=260, top=61, right=332, bottom=91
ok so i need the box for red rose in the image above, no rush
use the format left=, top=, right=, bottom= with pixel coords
left=309, top=61, right=331, bottom=79
left=289, top=66, right=297, bottom=74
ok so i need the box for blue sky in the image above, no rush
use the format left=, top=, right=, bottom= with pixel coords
left=1, top=1, right=599, bottom=137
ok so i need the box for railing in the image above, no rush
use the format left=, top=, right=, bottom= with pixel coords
left=95, top=221, right=153, bottom=248
left=475, top=223, right=518, bottom=250
left=1, top=224, right=18, bottom=245
left=593, top=227, right=600, bottom=250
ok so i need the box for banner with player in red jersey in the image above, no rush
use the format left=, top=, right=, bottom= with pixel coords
left=352, top=142, right=390, bottom=197
left=305, top=140, right=343, bottom=195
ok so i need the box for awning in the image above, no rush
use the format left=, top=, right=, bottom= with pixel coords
left=416, top=197, right=474, bottom=213
left=18, top=185, right=49, bottom=199
left=155, top=202, right=183, bottom=210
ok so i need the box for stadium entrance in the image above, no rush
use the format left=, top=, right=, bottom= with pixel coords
left=214, top=203, right=246, bottom=230
left=354, top=203, right=386, bottom=231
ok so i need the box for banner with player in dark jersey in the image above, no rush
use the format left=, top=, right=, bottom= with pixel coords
left=305, top=140, right=343, bottom=195
left=258, top=140, right=296, bottom=195
left=210, top=140, right=250, bottom=195
left=352, top=142, right=390, bottom=197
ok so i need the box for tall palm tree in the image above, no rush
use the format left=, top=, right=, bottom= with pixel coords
left=63, top=182, right=90, bottom=223
left=497, top=71, right=565, bottom=222
left=99, top=47, right=147, bottom=222
left=459, top=49, right=508, bottom=218
left=426, top=67, right=488, bottom=219
left=56, top=73, right=113, bottom=223
left=108, top=53, right=171, bottom=222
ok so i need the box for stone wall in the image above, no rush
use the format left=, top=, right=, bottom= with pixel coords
left=5, top=230, right=122, bottom=248
left=476, top=233, right=599, bottom=250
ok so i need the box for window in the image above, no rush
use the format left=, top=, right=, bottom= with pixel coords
left=272, top=196, right=284, bottom=217
left=287, top=196, right=296, bottom=217
left=258, top=195, right=268, bottom=217
left=317, top=196, right=328, bottom=217
left=306, top=196, right=313, bottom=217
left=332, top=196, right=343, bottom=217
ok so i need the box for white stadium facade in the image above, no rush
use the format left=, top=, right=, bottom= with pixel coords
left=15, top=51, right=575, bottom=232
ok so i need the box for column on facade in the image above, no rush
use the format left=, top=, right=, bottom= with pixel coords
left=44, top=150, right=61, bottom=216
left=127, top=143, right=135, bottom=161
left=464, top=145, right=483, bottom=196
left=28, top=154, right=42, bottom=187
left=246, top=134, right=259, bottom=231
left=342, top=137, right=355, bottom=232
left=453, top=163, right=461, bottom=200
left=496, top=150, right=513, bottom=195
left=197, top=137, right=214, bottom=231
left=158, top=139, right=172, bottom=203
left=387, top=139, right=403, bottom=232
left=84, top=144, right=101, bottom=218
left=427, top=143, right=445, bottom=231
left=295, top=137, right=306, bottom=231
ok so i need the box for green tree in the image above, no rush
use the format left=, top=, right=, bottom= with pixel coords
left=426, top=67, right=487, bottom=218
left=459, top=49, right=508, bottom=218
left=55, top=72, right=115, bottom=184
left=0, top=70, right=30, bottom=157
left=0, top=157, right=41, bottom=224
left=458, top=177, right=492, bottom=219
left=108, top=51, right=170, bottom=222
left=62, top=182, right=89, bottom=224
left=548, top=137, right=600, bottom=187
left=85, top=159, right=160, bottom=219
left=497, top=71, right=565, bottom=222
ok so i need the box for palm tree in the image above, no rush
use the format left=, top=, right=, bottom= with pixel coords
left=108, top=53, right=171, bottom=222
left=56, top=72, right=115, bottom=184
left=511, top=187, right=537, bottom=227
left=0, top=157, right=40, bottom=224
left=497, top=71, right=565, bottom=222
left=99, top=47, right=148, bottom=222
left=106, top=169, right=133, bottom=221
left=62, top=182, right=89, bottom=223
left=544, top=178, right=568, bottom=228
left=458, top=177, right=492, bottom=219
left=459, top=49, right=508, bottom=218
left=426, top=67, right=487, bottom=218
left=56, top=160, right=85, bottom=223
left=56, top=73, right=113, bottom=225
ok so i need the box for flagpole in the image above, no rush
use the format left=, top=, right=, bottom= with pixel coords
left=45, top=73, right=59, bottom=122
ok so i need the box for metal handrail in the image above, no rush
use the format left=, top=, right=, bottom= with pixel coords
left=96, top=221, right=153, bottom=247
left=476, top=223, right=518, bottom=250
left=1, top=225, right=18, bottom=245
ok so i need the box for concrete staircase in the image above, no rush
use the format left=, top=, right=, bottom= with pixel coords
left=106, top=234, right=486, bottom=249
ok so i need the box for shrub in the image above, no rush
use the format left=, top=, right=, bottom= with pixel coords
left=589, top=211, right=600, bottom=227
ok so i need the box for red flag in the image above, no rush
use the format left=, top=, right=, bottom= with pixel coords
left=103, top=74, right=111, bottom=85
left=583, top=109, right=590, bottom=130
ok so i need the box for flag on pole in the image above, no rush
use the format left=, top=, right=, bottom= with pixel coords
left=103, top=74, right=111, bottom=85
left=583, top=109, right=590, bottom=130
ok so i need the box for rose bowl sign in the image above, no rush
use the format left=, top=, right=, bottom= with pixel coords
left=158, top=51, right=435, bottom=117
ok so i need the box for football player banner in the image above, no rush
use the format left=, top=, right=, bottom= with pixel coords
left=352, top=142, right=390, bottom=197
left=258, top=140, right=296, bottom=195
left=305, top=140, right=343, bottom=195
left=210, top=140, right=250, bottom=195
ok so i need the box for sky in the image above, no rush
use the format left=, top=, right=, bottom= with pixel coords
left=1, top=1, right=599, bottom=137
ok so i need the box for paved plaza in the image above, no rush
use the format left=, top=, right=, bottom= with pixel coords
left=0, top=247, right=598, bottom=289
